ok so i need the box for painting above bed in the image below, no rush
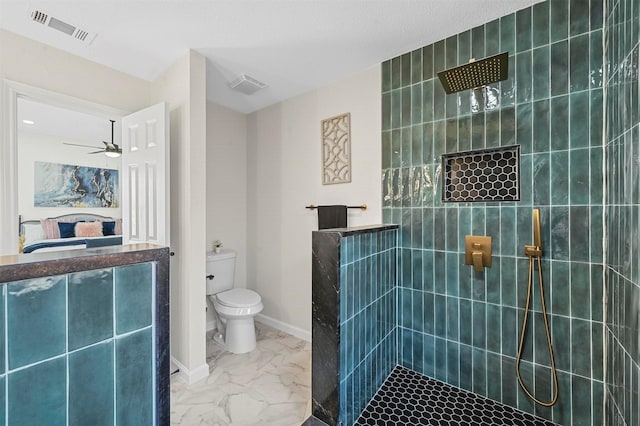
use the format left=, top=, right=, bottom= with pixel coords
left=34, top=161, right=119, bottom=208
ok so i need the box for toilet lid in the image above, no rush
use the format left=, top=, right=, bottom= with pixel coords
left=216, top=288, right=261, bottom=308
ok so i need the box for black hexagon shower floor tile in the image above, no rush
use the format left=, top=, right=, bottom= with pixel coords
left=355, top=366, right=557, bottom=426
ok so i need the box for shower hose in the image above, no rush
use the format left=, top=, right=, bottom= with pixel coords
left=515, top=249, right=559, bottom=407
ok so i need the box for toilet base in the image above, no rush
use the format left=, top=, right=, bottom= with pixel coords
left=223, top=317, right=257, bottom=354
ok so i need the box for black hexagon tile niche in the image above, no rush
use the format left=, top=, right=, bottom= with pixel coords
left=442, top=145, right=520, bottom=203
left=355, top=366, right=558, bottom=426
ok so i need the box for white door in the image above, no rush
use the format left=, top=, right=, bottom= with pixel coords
left=121, top=102, right=169, bottom=245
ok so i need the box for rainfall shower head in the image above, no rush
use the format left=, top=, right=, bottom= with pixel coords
left=437, top=52, right=509, bottom=94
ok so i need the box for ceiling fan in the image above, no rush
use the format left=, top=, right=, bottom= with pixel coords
left=63, top=119, right=121, bottom=158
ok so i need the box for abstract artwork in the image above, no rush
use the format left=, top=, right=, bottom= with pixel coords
left=34, top=161, right=119, bottom=208
left=321, top=112, right=351, bottom=185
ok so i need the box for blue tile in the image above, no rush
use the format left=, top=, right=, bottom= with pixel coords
left=116, top=329, right=153, bottom=425
left=69, top=268, right=114, bottom=350
left=0, top=376, right=4, bottom=424
left=8, top=276, right=66, bottom=369
left=69, top=341, right=114, bottom=426
left=0, top=287, right=3, bottom=375
left=8, top=357, right=66, bottom=425
left=115, top=263, right=153, bottom=334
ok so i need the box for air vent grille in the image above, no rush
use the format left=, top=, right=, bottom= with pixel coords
left=228, top=74, right=268, bottom=95
left=27, top=9, right=97, bottom=45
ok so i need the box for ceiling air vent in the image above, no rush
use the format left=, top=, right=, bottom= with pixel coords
left=29, top=9, right=97, bottom=45
left=228, top=74, right=268, bottom=95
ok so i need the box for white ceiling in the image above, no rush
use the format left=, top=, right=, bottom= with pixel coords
left=1, top=0, right=541, bottom=114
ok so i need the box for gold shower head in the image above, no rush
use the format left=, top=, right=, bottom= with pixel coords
left=437, top=52, right=509, bottom=94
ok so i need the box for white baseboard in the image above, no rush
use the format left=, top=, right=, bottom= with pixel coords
left=206, top=319, right=217, bottom=332
left=255, top=313, right=311, bottom=342
left=170, top=356, right=209, bottom=385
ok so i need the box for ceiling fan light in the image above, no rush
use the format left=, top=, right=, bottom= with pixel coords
left=104, top=150, right=121, bottom=158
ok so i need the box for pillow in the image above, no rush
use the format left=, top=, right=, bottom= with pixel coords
left=41, top=219, right=61, bottom=239
left=102, top=221, right=116, bottom=236
left=58, top=222, right=77, bottom=238
left=75, top=221, right=104, bottom=238
left=22, top=223, right=44, bottom=244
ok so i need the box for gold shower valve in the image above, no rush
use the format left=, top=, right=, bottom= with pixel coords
left=465, top=235, right=492, bottom=272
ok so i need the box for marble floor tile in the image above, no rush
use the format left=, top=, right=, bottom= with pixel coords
left=171, top=322, right=311, bottom=426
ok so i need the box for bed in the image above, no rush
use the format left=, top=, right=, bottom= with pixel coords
left=19, top=213, right=122, bottom=253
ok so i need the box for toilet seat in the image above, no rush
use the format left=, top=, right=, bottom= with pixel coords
left=216, top=288, right=261, bottom=308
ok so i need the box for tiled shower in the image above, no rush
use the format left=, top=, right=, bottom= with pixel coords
left=374, top=0, right=637, bottom=425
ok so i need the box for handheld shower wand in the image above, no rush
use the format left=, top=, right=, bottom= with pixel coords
left=516, top=209, right=559, bottom=406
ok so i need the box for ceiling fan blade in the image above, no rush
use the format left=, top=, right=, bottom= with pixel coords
left=63, top=142, right=102, bottom=149
left=88, top=150, right=105, bottom=154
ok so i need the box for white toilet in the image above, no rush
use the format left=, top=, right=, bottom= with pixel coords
left=206, top=249, right=263, bottom=354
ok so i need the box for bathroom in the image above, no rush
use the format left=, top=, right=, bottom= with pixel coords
left=306, top=0, right=638, bottom=425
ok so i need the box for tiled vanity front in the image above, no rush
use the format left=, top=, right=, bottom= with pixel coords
left=0, top=244, right=169, bottom=425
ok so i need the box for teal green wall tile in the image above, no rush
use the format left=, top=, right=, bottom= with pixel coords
left=116, top=329, right=153, bottom=426
left=446, top=297, right=459, bottom=341
left=471, top=26, right=485, bottom=59
left=382, top=132, right=391, bottom=169
left=500, top=257, right=516, bottom=306
left=590, top=30, right=603, bottom=88
left=401, top=52, right=411, bottom=87
left=533, top=312, right=550, bottom=366
left=501, top=107, right=516, bottom=146
left=569, top=34, right=590, bottom=92
left=569, top=148, right=590, bottom=205
left=433, top=120, right=446, bottom=159
left=0, top=376, right=3, bottom=423
left=500, top=14, right=516, bottom=53
left=550, top=0, right=569, bottom=43
left=516, top=52, right=532, bottom=104
left=591, top=322, right=603, bottom=380
left=472, top=301, right=486, bottom=349
left=411, top=48, right=422, bottom=85
left=516, top=103, right=532, bottom=154
left=570, top=262, right=591, bottom=319
left=459, top=299, right=472, bottom=345
left=485, top=207, right=500, bottom=254
left=445, top=35, right=457, bottom=69
left=516, top=8, right=532, bottom=52
left=570, top=0, right=590, bottom=36
left=391, top=57, right=401, bottom=90
left=533, top=153, right=551, bottom=206
left=434, top=253, right=446, bottom=294
left=433, top=82, right=445, bottom=120
left=485, top=111, right=500, bottom=148
left=516, top=362, right=535, bottom=414
left=411, top=129, right=422, bottom=168
left=458, top=30, right=471, bottom=64
left=486, top=19, right=500, bottom=56
left=433, top=40, right=445, bottom=78
left=401, top=87, right=411, bottom=127
left=68, top=269, right=113, bottom=350
left=422, top=82, right=433, bottom=125
left=423, top=292, right=435, bottom=334
left=502, top=307, right=517, bottom=356
left=8, top=276, right=66, bottom=369
left=411, top=85, right=422, bottom=126
left=401, top=127, right=411, bottom=167
left=552, top=315, right=571, bottom=372
left=445, top=90, right=458, bottom=118
left=115, top=263, right=153, bottom=334
left=551, top=41, right=569, bottom=96
left=570, top=206, right=590, bottom=262
left=458, top=116, right=471, bottom=151
left=472, top=348, right=487, bottom=395
left=422, top=45, right=433, bottom=81
left=550, top=95, right=569, bottom=150
left=446, top=340, right=459, bottom=386
left=550, top=207, right=570, bottom=260
left=9, top=357, right=66, bottom=425
left=391, top=90, right=401, bottom=129
left=501, top=356, right=517, bottom=407
left=445, top=208, right=458, bottom=251
left=501, top=57, right=517, bottom=106
left=533, top=99, right=550, bottom=152
left=590, top=89, right=603, bottom=146
left=422, top=124, right=434, bottom=165
left=550, top=151, right=569, bottom=204
left=391, top=130, right=401, bottom=168
left=571, top=318, right=592, bottom=377
left=382, top=60, right=391, bottom=93
left=69, top=342, right=114, bottom=426
left=590, top=264, right=603, bottom=321
left=590, top=0, right=603, bottom=30
left=553, top=371, right=573, bottom=424
left=434, top=337, right=447, bottom=382
left=532, top=2, right=550, bottom=47
left=570, top=91, right=590, bottom=148
left=519, top=156, right=533, bottom=205
left=445, top=118, right=457, bottom=153
left=532, top=46, right=550, bottom=100
left=382, top=92, right=391, bottom=131
left=486, top=304, right=501, bottom=353
left=471, top=112, right=485, bottom=149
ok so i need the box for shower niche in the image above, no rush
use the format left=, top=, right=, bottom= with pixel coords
left=441, top=145, right=520, bottom=203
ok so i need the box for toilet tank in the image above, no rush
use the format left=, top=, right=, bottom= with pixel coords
left=206, top=249, right=236, bottom=295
